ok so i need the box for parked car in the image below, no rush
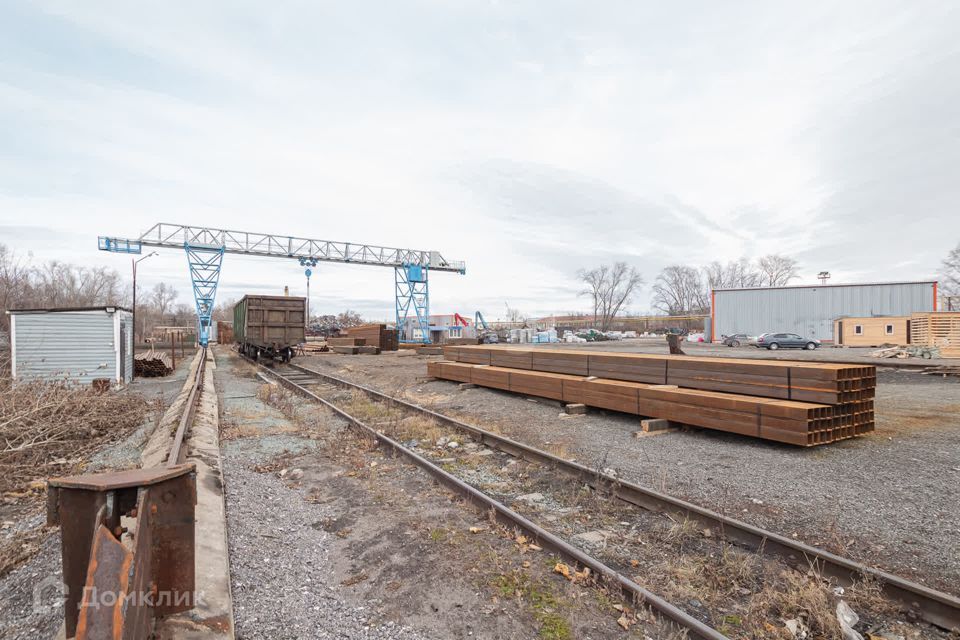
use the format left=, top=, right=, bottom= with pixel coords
left=756, top=333, right=820, bottom=350
left=722, top=334, right=753, bottom=347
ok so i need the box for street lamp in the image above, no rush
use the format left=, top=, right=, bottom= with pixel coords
left=304, top=268, right=312, bottom=329
left=132, top=251, right=158, bottom=370
left=299, top=257, right=318, bottom=330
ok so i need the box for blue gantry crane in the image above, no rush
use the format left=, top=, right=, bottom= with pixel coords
left=98, top=223, right=466, bottom=346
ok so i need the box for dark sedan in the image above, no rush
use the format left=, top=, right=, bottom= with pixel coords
left=722, top=334, right=752, bottom=347
left=756, top=332, right=820, bottom=350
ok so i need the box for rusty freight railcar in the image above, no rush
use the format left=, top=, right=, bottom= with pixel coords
left=233, top=295, right=305, bottom=361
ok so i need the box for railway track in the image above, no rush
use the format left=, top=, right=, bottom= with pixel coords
left=250, top=358, right=726, bottom=640
left=248, top=357, right=960, bottom=637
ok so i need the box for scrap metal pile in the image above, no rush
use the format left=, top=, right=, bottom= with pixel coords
left=428, top=346, right=876, bottom=446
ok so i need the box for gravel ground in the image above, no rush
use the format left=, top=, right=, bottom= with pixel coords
left=216, top=349, right=637, bottom=639
left=218, top=353, right=408, bottom=640
left=300, top=351, right=960, bottom=593
left=0, top=524, right=63, bottom=640
left=223, top=460, right=430, bottom=640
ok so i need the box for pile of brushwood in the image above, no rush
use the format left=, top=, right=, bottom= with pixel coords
left=0, top=373, right=148, bottom=496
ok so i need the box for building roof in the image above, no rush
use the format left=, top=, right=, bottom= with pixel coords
left=713, top=280, right=937, bottom=293
left=6, top=306, right=133, bottom=315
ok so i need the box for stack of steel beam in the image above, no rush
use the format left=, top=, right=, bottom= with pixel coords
left=428, top=346, right=876, bottom=446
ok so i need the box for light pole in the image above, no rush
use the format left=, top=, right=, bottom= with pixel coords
left=132, top=251, right=158, bottom=373
left=305, top=268, right=312, bottom=328
left=299, top=257, right=318, bottom=330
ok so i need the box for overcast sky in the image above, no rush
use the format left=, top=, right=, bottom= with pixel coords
left=1, top=1, right=958, bottom=320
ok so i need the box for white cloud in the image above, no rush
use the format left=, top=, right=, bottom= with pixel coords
left=0, top=1, right=957, bottom=319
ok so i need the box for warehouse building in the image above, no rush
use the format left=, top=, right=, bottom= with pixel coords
left=6, top=306, right=134, bottom=384
left=709, top=281, right=938, bottom=343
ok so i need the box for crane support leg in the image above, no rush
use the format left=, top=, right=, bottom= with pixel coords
left=185, top=244, right=224, bottom=347
left=396, top=264, right=430, bottom=344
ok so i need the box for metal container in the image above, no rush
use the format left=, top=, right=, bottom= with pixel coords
left=7, top=307, right=133, bottom=384
left=233, top=295, right=305, bottom=361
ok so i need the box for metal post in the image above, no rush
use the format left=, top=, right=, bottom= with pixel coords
left=132, top=258, right=137, bottom=369
left=305, top=268, right=312, bottom=329
left=131, top=252, right=157, bottom=379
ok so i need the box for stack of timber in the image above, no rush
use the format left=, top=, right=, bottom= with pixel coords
left=346, top=324, right=398, bottom=351
left=329, top=337, right=366, bottom=347
left=327, top=336, right=382, bottom=355
left=908, top=312, right=960, bottom=358
left=301, top=337, right=329, bottom=353
left=429, top=346, right=876, bottom=447
left=134, top=350, right=173, bottom=377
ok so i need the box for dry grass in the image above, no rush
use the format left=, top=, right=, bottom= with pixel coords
left=658, top=543, right=848, bottom=639
left=0, top=377, right=148, bottom=494
left=0, top=523, right=49, bottom=578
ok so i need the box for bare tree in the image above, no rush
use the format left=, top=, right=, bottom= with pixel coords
left=336, top=309, right=364, bottom=328
left=212, top=297, right=237, bottom=321
left=0, top=245, right=31, bottom=330
left=702, top=257, right=762, bottom=290
left=0, top=247, right=126, bottom=331
left=757, top=254, right=800, bottom=287
left=651, top=265, right=709, bottom=315
left=577, top=265, right=608, bottom=323
left=504, top=303, right=525, bottom=324
left=941, top=242, right=960, bottom=297
left=150, top=283, right=178, bottom=322
left=577, top=262, right=643, bottom=330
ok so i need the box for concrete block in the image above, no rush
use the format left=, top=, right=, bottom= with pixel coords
left=564, top=403, right=587, bottom=415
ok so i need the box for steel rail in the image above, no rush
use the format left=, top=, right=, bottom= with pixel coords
left=167, top=347, right=207, bottom=467
left=253, top=360, right=730, bottom=640
left=288, top=362, right=960, bottom=632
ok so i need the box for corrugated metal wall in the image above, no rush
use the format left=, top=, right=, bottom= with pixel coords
left=12, top=311, right=128, bottom=383
left=120, top=310, right=133, bottom=383
left=713, top=282, right=936, bottom=342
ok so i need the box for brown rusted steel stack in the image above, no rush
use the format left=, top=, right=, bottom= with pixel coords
left=346, top=324, right=398, bottom=351
left=428, top=346, right=875, bottom=446
left=134, top=351, right=173, bottom=377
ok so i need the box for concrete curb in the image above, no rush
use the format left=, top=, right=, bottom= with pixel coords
left=155, top=349, right=235, bottom=639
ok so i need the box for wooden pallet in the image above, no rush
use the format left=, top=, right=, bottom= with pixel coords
left=909, top=312, right=960, bottom=358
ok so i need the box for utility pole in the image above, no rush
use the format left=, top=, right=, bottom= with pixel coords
left=131, top=251, right=158, bottom=376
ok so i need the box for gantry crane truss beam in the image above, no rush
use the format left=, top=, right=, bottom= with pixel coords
left=99, top=223, right=465, bottom=346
